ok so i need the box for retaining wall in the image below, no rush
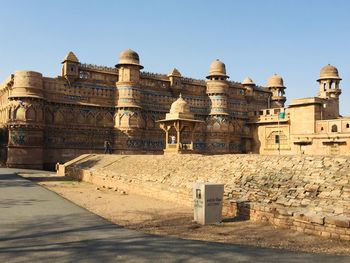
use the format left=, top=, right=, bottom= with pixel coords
left=59, top=154, right=350, bottom=241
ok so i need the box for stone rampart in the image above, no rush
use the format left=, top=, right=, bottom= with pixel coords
left=60, top=154, right=350, bottom=240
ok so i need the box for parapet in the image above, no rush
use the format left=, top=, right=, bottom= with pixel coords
left=289, top=97, right=323, bottom=107
left=9, top=71, right=43, bottom=99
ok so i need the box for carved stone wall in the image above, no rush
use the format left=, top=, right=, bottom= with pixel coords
left=0, top=57, right=271, bottom=168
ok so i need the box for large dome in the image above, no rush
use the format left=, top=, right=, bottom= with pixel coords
left=267, top=74, right=285, bottom=88
left=318, top=64, right=341, bottom=81
left=206, top=59, right=229, bottom=79
left=170, top=94, right=191, bottom=114
left=116, top=49, right=143, bottom=69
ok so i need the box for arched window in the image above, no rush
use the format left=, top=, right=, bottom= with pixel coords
left=346, top=123, right=350, bottom=129
left=331, top=124, right=338, bottom=133
left=15, top=107, right=25, bottom=121
left=26, top=107, right=36, bottom=121
left=320, top=127, right=324, bottom=131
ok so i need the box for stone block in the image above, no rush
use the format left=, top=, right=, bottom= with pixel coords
left=331, top=233, right=340, bottom=239
left=276, top=208, right=293, bottom=216
left=300, top=199, right=311, bottom=206
left=334, top=207, right=344, bottom=214
left=321, top=231, right=331, bottom=238
left=325, top=216, right=350, bottom=228
left=304, top=213, right=325, bottom=225
left=339, top=234, right=350, bottom=241
left=304, top=228, right=320, bottom=236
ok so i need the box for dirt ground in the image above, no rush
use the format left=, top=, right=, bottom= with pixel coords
left=21, top=173, right=350, bottom=255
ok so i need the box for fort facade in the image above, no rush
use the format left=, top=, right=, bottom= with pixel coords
left=0, top=49, right=349, bottom=168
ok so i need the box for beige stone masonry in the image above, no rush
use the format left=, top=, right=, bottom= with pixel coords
left=58, top=154, right=350, bottom=240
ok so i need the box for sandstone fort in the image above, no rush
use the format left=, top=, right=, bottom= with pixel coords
left=0, top=49, right=349, bottom=169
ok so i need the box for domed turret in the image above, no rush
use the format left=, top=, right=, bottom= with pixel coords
left=116, top=49, right=143, bottom=69
left=165, top=94, right=194, bottom=120
left=318, top=64, right=341, bottom=81
left=116, top=49, right=143, bottom=83
left=170, top=94, right=190, bottom=114
left=242, top=77, right=255, bottom=97
left=267, top=74, right=285, bottom=88
left=267, top=74, right=286, bottom=108
left=206, top=59, right=229, bottom=115
left=205, top=60, right=230, bottom=152
left=317, top=64, right=341, bottom=99
left=242, top=77, right=255, bottom=86
left=206, top=59, right=229, bottom=79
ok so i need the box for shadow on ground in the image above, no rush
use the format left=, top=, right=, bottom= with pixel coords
left=1, top=169, right=350, bottom=262
left=1, top=213, right=348, bottom=263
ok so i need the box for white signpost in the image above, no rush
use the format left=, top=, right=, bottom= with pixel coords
left=193, top=182, right=224, bottom=225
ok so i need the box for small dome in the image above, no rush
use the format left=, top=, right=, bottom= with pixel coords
left=318, top=64, right=341, bottom=80
left=170, top=94, right=191, bottom=114
left=242, top=77, right=255, bottom=85
left=206, top=59, right=229, bottom=79
left=62, top=51, right=79, bottom=63
left=167, top=68, right=182, bottom=77
left=267, top=74, right=285, bottom=88
left=116, top=49, right=143, bottom=69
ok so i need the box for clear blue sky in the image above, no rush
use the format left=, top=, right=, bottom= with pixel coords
left=1, top=0, right=349, bottom=115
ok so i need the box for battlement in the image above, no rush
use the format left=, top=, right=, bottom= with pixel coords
left=249, top=107, right=289, bottom=123
left=141, top=71, right=207, bottom=86
left=141, top=71, right=168, bottom=80
left=180, top=77, right=206, bottom=86
left=79, top=63, right=118, bottom=73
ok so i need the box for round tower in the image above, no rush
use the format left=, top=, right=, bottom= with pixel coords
left=115, top=49, right=143, bottom=110
left=7, top=71, right=45, bottom=169
left=205, top=59, right=230, bottom=153
left=115, top=49, right=144, bottom=152
left=206, top=59, right=230, bottom=115
left=317, top=64, right=342, bottom=118
left=317, top=64, right=341, bottom=99
left=267, top=74, right=286, bottom=108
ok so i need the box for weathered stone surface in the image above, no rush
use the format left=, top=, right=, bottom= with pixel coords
left=325, top=216, right=350, bottom=228
left=61, top=154, right=350, bottom=240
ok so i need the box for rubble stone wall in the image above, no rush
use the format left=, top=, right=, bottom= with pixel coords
left=62, top=154, right=350, bottom=240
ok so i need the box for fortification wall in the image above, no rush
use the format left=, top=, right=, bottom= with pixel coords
left=61, top=154, right=350, bottom=240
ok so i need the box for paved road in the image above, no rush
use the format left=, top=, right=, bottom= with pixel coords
left=0, top=168, right=349, bottom=263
